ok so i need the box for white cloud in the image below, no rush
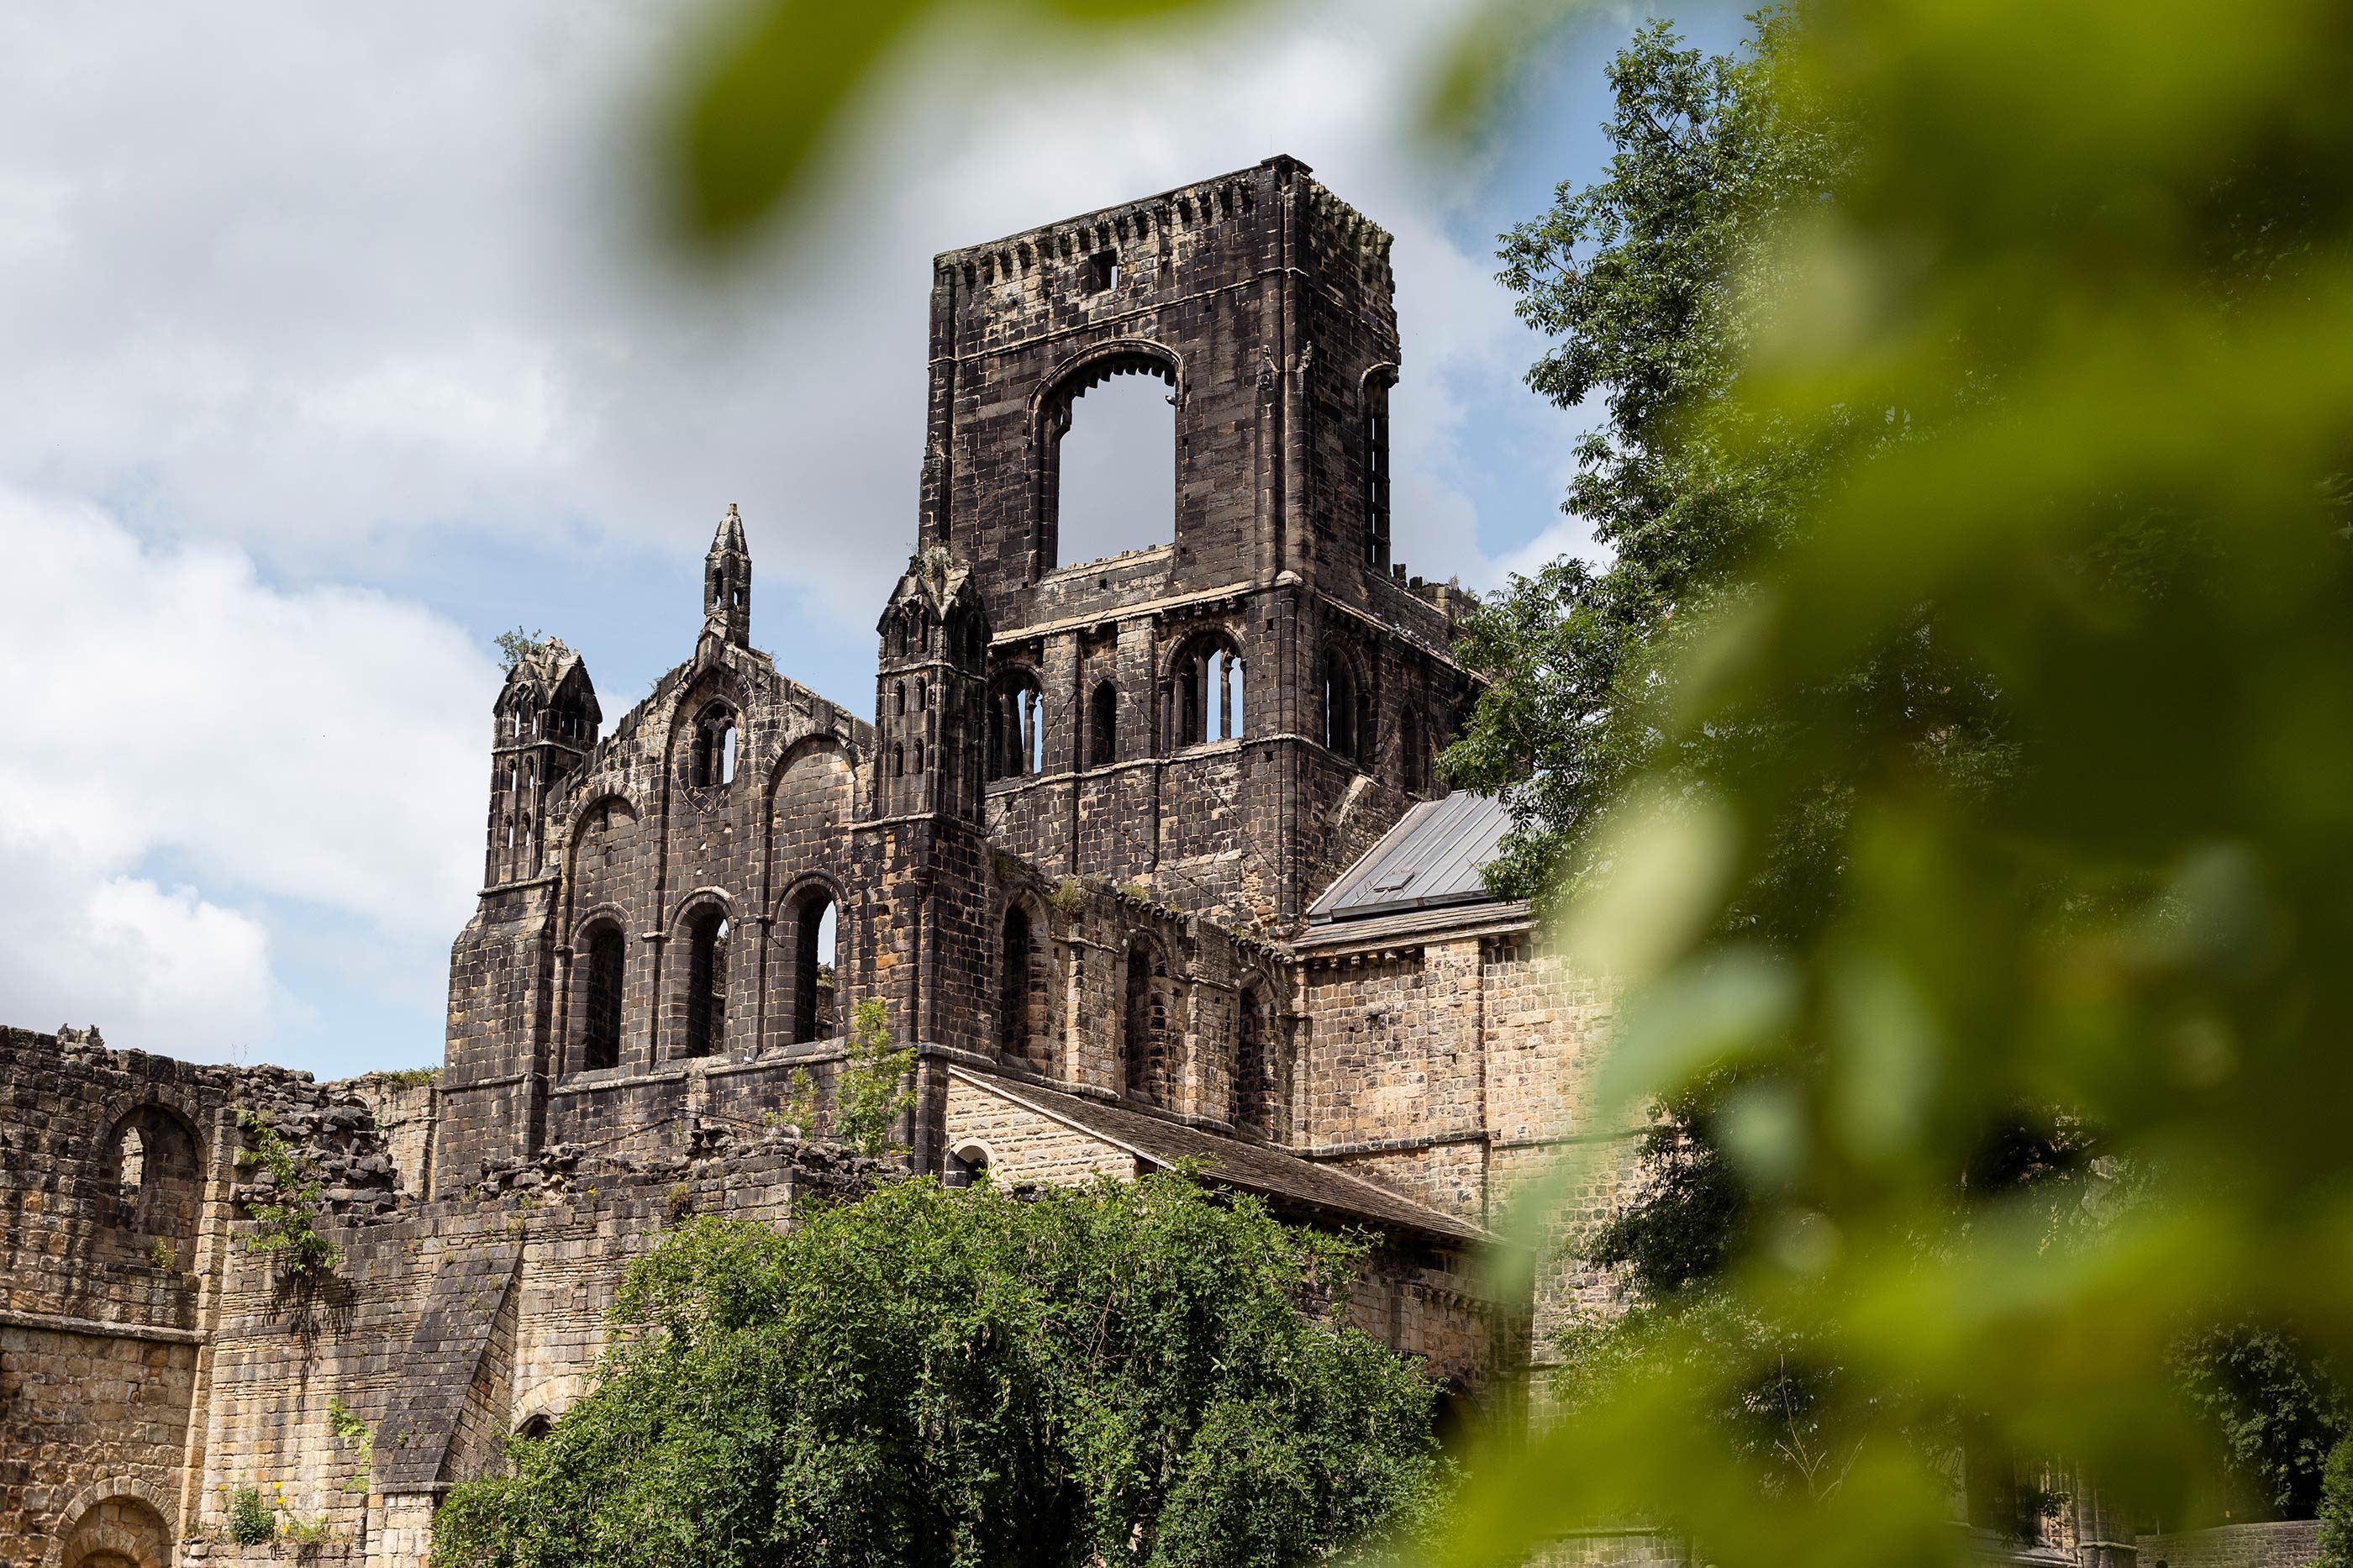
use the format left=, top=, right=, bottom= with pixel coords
left=0, top=487, right=494, bottom=1058
left=0, top=0, right=1559, bottom=613
left=0, top=0, right=1634, bottom=1065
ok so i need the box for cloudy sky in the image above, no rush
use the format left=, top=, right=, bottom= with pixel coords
left=0, top=0, right=1745, bottom=1077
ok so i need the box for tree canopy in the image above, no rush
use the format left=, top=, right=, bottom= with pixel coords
left=432, top=1171, right=1448, bottom=1568
left=1433, top=0, right=2353, bottom=1564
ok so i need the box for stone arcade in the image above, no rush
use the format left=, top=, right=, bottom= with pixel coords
left=3, top=160, right=1633, bottom=1567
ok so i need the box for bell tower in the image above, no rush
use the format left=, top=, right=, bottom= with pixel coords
left=850, top=548, right=996, bottom=1171
left=916, top=156, right=1478, bottom=933
left=702, top=502, right=751, bottom=650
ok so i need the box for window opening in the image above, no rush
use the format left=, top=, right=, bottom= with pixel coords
left=1123, top=941, right=1170, bottom=1108
left=683, top=908, right=729, bottom=1057
left=582, top=923, right=624, bottom=1071
left=1323, top=652, right=1363, bottom=761
left=945, top=1144, right=990, bottom=1189
left=1237, top=987, right=1274, bottom=1139
left=518, top=1414, right=554, bottom=1442
left=1085, top=251, right=1119, bottom=293
left=691, top=706, right=737, bottom=789
left=998, top=904, right=1038, bottom=1057
left=988, top=675, right=1046, bottom=781
left=792, top=892, right=838, bottom=1044
left=1088, top=681, right=1119, bottom=769
left=117, top=1125, right=146, bottom=1204
left=1051, top=368, right=1175, bottom=567
left=1174, top=639, right=1245, bottom=748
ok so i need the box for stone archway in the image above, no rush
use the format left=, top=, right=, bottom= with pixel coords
left=48, top=1478, right=175, bottom=1568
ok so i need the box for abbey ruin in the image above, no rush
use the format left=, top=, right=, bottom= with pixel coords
left=2, top=159, right=1629, bottom=1567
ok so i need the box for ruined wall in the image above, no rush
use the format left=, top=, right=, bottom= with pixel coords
left=926, top=157, right=1475, bottom=934
left=177, top=1118, right=873, bottom=1567
left=1293, top=935, right=1634, bottom=1347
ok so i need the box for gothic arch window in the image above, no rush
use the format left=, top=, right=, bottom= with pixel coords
left=892, top=744, right=905, bottom=778
left=1122, top=936, right=1172, bottom=1109
left=1171, top=634, right=1245, bottom=749
left=1087, top=680, right=1119, bottom=770
left=987, top=671, right=1046, bottom=781
left=577, top=921, right=625, bottom=1072
left=690, top=702, right=738, bottom=789
left=1236, top=982, right=1277, bottom=1139
left=790, top=886, right=839, bottom=1044
left=1322, top=649, right=1367, bottom=762
left=516, top=1413, right=555, bottom=1442
left=681, top=906, right=729, bottom=1058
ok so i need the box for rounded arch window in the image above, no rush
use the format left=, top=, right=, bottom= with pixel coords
left=1087, top=680, right=1119, bottom=770
left=789, top=885, right=839, bottom=1044
left=1170, top=634, right=1245, bottom=750
left=1122, top=937, right=1173, bottom=1109
left=681, top=905, right=730, bottom=1058
left=576, top=919, right=627, bottom=1073
left=988, top=671, right=1046, bottom=781
left=108, top=1107, right=201, bottom=1261
left=1040, top=350, right=1180, bottom=572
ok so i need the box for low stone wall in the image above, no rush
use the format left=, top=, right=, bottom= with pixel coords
left=2139, top=1521, right=2320, bottom=1568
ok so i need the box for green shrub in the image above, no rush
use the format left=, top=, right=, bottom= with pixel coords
left=227, top=1484, right=274, bottom=1545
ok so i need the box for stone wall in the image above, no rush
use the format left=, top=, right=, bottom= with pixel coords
left=2139, top=1522, right=2321, bottom=1568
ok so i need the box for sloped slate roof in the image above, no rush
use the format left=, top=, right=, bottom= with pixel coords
left=949, top=1068, right=1487, bottom=1245
left=1307, top=790, right=1513, bottom=925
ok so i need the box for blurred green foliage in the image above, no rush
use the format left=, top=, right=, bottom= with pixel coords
left=666, top=0, right=1570, bottom=246
left=1435, top=0, right=2353, bottom=1565
left=430, top=1172, right=1446, bottom=1568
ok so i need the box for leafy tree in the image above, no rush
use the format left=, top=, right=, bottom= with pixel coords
left=2319, top=1440, right=2353, bottom=1568
left=495, top=626, right=548, bottom=671
left=2171, top=1327, right=2347, bottom=1518
left=432, top=1171, right=1448, bottom=1568
left=1445, top=15, right=1855, bottom=918
left=776, top=997, right=915, bottom=1158
left=1434, top=0, right=2353, bottom=1564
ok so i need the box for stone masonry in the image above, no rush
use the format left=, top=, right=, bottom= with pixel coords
left=2, top=161, right=1615, bottom=1568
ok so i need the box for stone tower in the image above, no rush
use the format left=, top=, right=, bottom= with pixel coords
left=850, top=549, right=997, bottom=1162
left=702, top=502, right=751, bottom=650
left=924, top=155, right=1477, bottom=935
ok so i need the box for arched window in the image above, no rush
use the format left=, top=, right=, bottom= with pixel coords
left=691, top=703, right=737, bottom=788
left=945, top=1143, right=991, bottom=1190
left=1171, top=635, right=1245, bottom=749
left=1045, top=356, right=1177, bottom=570
left=108, top=1108, right=200, bottom=1260
left=682, top=907, right=729, bottom=1058
left=1323, top=650, right=1365, bottom=761
left=1087, top=681, right=1119, bottom=769
left=1400, top=706, right=1429, bottom=797
left=580, top=922, right=625, bottom=1071
left=792, top=889, right=838, bottom=1044
left=1236, top=984, right=1276, bottom=1139
left=1362, top=366, right=1395, bottom=571
left=1122, top=938, right=1171, bottom=1109
left=987, top=672, right=1046, bottom=781
left=892, top=744, right=905, bottom=778
left=998, top=903, right=1043, bottom=1059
